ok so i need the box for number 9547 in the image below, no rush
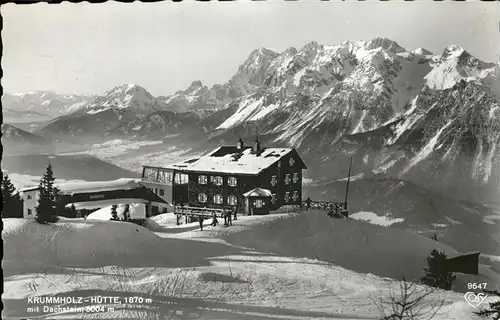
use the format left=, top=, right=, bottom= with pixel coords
left=468, top=283, right=487, bottom=290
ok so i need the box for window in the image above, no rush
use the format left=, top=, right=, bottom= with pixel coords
left=293, top=173, right=299, bottom=183
left=198, top=193, right=207, bottom=203
left=285, top=192, right=290, bottom=203
left=228, top=195, right=238, bottom=206
left=255, top=199, right=263, bottom=208
left=214, top=194, right=223, bottom=204
left=271, top=175, right=277, bottom=187
left=152, top=206, right=159, bottom=214
left=228, top=177, right=237, bottom=187
left=213, top=176, right=223, bottom=186
left=159, top=189, right=165, bottom=196
left=154, top=188, right=159, bottom=194
left=27, top=195, right=32, bottom=200
left=175, top=173, right=189, bottom=184
left=27, top=208, right=32, bottom=216
left=143, top=167, right=158, bottom=181
left=292, top=191, right=298, bottom=202
left=166, top=172, right=173, bottom=183
left=271, top=193, right=276, bottom=204
left=285, top=174, right=290, bottom=185
left=198, top=175, right=208, bottom=184
left=90, top=194, right=105, bottom=200
left=289, top=158, right=295, bottom=166
left=157, top=170, right=172, bottom=184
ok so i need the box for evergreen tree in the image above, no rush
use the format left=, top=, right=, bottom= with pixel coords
left=420, top=249, right=456, bottom=290
left=475, top=289, right=500, bottom=320
left=1, top=173, right=23, bottom=218
left=35, top=163, right=61, bottom=224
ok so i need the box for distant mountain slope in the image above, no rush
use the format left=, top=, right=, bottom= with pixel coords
left=2, top=91, right=94, bottom=117
left=37, top=108, right=141, bottom=141
left=1, top=124, right=48, bottom=144
left=1, top=124, right=53, bottom=155
left=2, top=108, right=52, bottom=123
left=108, top=110, right=203, bottom=140
left=35, top=84, right=176, bottom=140
left=2, top=120, right=52, bottom=133
left=304, top=177, right=500, bottom=256
left=1, top=154, right=140, bottom=182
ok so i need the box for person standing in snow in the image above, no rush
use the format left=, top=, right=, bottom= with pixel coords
left=226, top=210, right=232, bottom=226
left=122, top=204, right=130, bottom=221
left=198, top=215, right=204, bottom=231
left=211, top=212, right=218, bottom=227
left=110, top=205, right=119, bottom=221
left=305, top=197, right=312, bottom=210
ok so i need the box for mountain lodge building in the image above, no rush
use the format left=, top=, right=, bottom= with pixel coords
left=141, top=138, right=307, bottom=214
left=20, top=179, right=171, bottom=219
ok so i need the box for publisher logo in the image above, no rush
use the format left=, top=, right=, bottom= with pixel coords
left=464, top=292, right=488, bottom=308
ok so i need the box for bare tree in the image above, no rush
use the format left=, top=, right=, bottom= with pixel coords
left=372, top=278, right=448, bottom=320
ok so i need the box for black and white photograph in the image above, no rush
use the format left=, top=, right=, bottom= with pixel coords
left=1, top=1, right=500, bottom=319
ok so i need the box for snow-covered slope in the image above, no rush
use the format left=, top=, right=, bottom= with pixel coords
left=425, top=45, right=498, bottom=92
left=4, top=212, right=495, bottom=320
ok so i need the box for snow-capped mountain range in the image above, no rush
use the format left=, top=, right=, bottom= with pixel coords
left=3, top=37, right=499, bottom=204
left=82, top=84, right=176, bottom=115
left=2, top=91, right=95, bottom=118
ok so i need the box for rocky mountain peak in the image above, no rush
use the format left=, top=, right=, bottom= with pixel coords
left=361, top=37, right=406, bottom=54
left=413, top=47, right=433, bottom=56
left=441, top=45, right=466, bottom=59
left=300, top=41, right=322, bottom=53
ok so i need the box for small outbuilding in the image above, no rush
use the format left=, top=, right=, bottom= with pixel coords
left=443, top=251, right=480, bottom=275
left=243, top=188, right=272, bottom=215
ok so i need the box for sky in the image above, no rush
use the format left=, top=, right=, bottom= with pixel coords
left=2, top=1, right=499, bottom=97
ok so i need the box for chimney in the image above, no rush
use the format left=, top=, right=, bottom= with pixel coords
left=237, top=138, right=244, bottom=150
left=253, top=136, right=261, bottom=154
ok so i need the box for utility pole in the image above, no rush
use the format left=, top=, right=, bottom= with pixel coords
left=344, top=156, right=353, bottom=216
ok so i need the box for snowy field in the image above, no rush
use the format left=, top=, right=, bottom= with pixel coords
left=3, top=211, right=498, bottom=320
left=58, top=139, right=191, bottom=173
left=349, top=211, right=404, bottom=226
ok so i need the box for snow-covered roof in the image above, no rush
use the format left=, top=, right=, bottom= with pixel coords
left=21, top=178, right=141, bottom=194
left=20, top=186, right=40, bottom=192
left=65, top=198, right=161, bottom=210
left=243, top=188, right=272, bottom=198
left=165, top=146, right=302, bottom=175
